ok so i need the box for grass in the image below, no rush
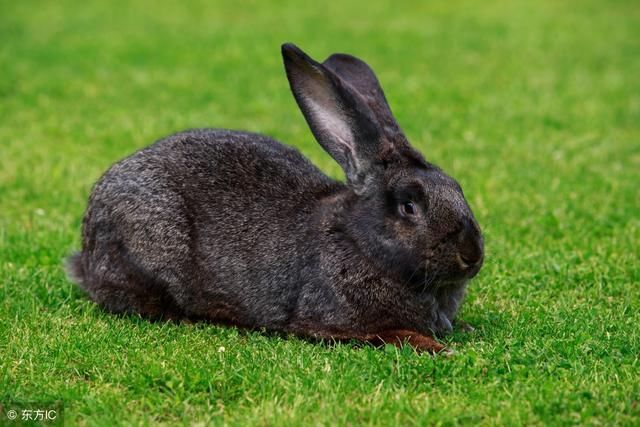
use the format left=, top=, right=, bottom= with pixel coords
left=1, top=0, right=639, bottom=425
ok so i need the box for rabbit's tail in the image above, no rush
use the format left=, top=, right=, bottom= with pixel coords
left=65, top=250, right=185, bottom=320
left=65, top=252, right=88, bottom=290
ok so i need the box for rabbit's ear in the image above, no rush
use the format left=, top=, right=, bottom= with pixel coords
left=322, top=53, right=401, bottom=136
left=282, top=43, right=381, bottom=191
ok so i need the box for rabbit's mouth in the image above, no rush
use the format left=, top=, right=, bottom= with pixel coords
left=458, top=253, right=484, bottom=279
left=402, top=249, right=482, bottom=294
left=421, top=249, right=483, bottom=284
left=412, top=257, right=480, bottom=293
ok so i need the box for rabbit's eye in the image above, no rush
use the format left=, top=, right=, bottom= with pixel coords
left=400, top=201, right=416, bottom=216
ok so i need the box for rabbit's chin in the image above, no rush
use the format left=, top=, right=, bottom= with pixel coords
left=409, top=270, right=468, bottom=294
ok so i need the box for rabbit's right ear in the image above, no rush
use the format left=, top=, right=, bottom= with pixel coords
left=282, top=43, right=381, bottom=192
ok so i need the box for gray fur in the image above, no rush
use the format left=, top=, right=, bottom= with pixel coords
left=67, top=44, right=484, bottom=347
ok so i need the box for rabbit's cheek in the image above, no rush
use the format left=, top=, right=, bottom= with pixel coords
left=388, top=217, right=421, bottom=245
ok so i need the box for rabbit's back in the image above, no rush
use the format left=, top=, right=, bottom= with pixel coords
left=74, top=129, right=342, bottom=324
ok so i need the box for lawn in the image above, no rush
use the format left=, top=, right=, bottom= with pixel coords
left=1, top=0, right=639, bottom=425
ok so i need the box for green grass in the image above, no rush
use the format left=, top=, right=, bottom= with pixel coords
left=1, top=0, right=639, bottom=425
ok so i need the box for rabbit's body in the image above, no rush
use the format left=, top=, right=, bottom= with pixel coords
left=69, top=44, right=484, bottom=353
left=70, top=129, right=462, bottom=335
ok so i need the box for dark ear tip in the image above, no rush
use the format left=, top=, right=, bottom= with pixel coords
left=281, top=43, right=305, bottom=62
left=324, top=53, right=357, bottom=63
left=323, top=52, right=372, bottom=73
left=281, top=43, right=325, bottom=75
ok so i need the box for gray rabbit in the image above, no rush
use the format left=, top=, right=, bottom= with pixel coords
left=67, top=43, right=484, bottom=353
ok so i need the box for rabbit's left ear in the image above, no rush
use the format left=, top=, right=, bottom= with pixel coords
left=282, top=43, right=381, bottom=192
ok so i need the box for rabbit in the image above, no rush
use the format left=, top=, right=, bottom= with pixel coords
left=67, top=43, right=484, bottom=354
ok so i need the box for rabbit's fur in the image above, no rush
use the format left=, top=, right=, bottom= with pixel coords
left=68, top=44, right=484, bottom=353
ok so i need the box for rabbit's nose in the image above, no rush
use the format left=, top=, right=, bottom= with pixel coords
left=456, top=219, right=484, bottom=273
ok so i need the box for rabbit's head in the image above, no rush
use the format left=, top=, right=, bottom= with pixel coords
left=282, top=44, right=483, bottom=290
